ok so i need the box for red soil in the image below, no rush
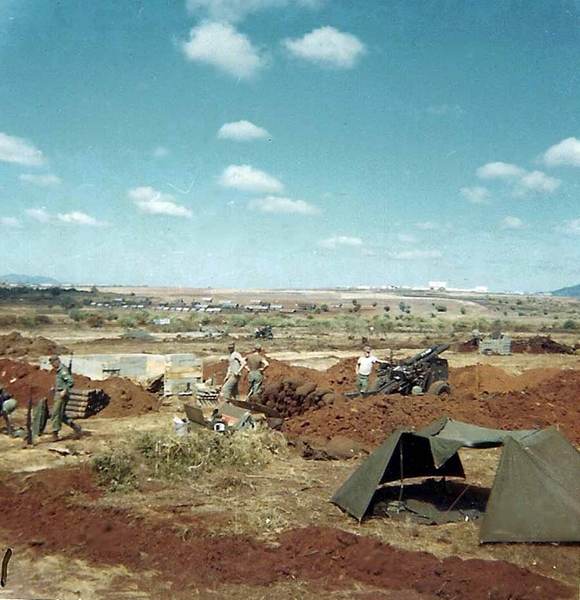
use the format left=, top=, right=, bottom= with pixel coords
left=0, top=358, right=159, bottom=418
left=0, top=468, right=572, bottom=600
left=0, top=331, right=70, bottom=360
left=283, top=363, right=580, bottom=449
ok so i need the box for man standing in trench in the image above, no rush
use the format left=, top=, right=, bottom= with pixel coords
left=49, top=355, right=82, bottom=441
left=221, top=342, right=245, bottom=402
left=244, top=344, right=269, bottom=400
left=355, top=346, right=390, bottom=394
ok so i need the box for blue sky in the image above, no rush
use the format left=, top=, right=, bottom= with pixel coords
left=2, top=0, right=580, bottom=292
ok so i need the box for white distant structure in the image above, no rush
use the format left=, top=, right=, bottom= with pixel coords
left=474, top=286, right=488, bottom=293
left=429, top=281, right=448, bottom=291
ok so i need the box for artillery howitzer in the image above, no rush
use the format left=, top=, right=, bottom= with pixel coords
left=254, top=325, right=274, bottom=340
left=347, top=344, right=451, bottom=398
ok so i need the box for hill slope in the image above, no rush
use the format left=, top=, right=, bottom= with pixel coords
left=0, top=273, right=61, bottom=285
left=551, top=283, right=580, bottom=297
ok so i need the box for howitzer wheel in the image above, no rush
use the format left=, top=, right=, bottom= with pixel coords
left=427, top=380, right=451, bottom=396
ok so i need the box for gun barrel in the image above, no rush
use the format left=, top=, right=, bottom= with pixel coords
left=403, top=344, right=450, bottom=366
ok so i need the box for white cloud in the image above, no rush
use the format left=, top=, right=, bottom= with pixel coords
left=25, top=208, right=51, bottom=223
left=396, top=233, right=416, bottom=244
left=560, top=219, right=580, bottom=235
left=153, top=146, right=169, bottom=158
left=516, top=170, right=561, bottom=194
left=57, top=211, right=105, bottom=226
left=282, top=26, right=366, bottom=69
left=543, top=137, right=580, bottom=167
left=218, top=120, right=270, bottom=141
left=476, top=162, right=525, bottom=180
left=416, top=221, right=440, bottom=231
left=460, top=186, right=491, bottom=205
left=181, top=22, right=265, bottom=79
left=128, top=187, right=193, bottom=217
left=476, top=161, right=560, bottom=197
left=318, top=235, right=363, bottom=249
left=19, top=173, right=61, bottom=187
left=1, top=217, right=21, bottom=228
left=219, top=164, right=283, bottom=193
left=0, top=133, right=45, bottom=167
left=390, top=249, right=442, bottom=260
left=500, top=216, right=524, bottom=229
left=186, top=0, right=322, bottom=22
left=249, top=195, right=320, bottom=215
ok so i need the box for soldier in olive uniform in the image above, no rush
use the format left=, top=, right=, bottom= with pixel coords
left=244, top=344, right=269, bottom=400
left=49, top=355, right=82, bottom=441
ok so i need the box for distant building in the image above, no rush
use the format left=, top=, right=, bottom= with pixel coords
left=153, top=318, right=171, bottom=325
left=429, top=281, right=448, bottom=291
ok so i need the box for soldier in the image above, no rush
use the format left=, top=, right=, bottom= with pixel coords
left=0, top=383, right=17, bottom=436
left=244, top=344, right=269, bottom=400
left=220, top=342, right=245, bottom=402
left=49, top=355, right=82, bottom=441
left=355, top=346, right=390, bottom=394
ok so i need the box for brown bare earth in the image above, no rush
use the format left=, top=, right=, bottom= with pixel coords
left=0, top=358, right=160, bottom=417
left=1, top=331, right=580, bottom=599
left=0, top=467, right=572, bottom=600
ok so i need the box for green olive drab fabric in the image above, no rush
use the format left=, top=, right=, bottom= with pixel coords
left=330, top=430, right=465, bottom=522
left=480, top=427, right=580, bottom=543
left=331, top=418, right=580, bottom=543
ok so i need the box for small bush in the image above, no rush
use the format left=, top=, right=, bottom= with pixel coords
left=34, top=314, right=53, bottom=325
left=93, top=452, right=138, bottom=492
left=86, top=314, right=104, bottom=328
left=18, top=316, right=35, bottom=328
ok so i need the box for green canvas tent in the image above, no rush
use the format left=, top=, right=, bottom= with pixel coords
left=480, top=427, right=580, bottom=543
left=331, top=418, right=580, bottom=543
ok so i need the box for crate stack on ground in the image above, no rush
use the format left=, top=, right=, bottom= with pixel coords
left=194, top=384, right=220, bottom=407
left=65, top=388, right=111, bottom=419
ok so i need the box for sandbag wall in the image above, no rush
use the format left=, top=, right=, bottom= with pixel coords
left=259, top=378, right=337, bottom=418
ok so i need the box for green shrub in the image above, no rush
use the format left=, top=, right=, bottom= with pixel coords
left=86, top=314, right=104, bottom=328
left=18, top=316, right=35, bottom=328
left=93, top=452, right=138, bottom=492
left=33, top=314, right=53, bottom=325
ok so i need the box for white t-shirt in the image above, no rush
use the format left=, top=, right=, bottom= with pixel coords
left=227, top=351, right=243, bottom=377
left=357, top=355, right=378, bottom=376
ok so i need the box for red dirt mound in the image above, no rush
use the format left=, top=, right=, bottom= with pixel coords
left=449, top=364, right=519, bottom=394
left=204, top=356, right=332, bottom=391
left=0, top=359, right=159, bottom=418
left=284, top=366, right=580, bottom=449
left=511, top=336, right=574, bottom=354
left=0, top=468, right=572, bottom=600
left=0, top=331, right=70, bottom=359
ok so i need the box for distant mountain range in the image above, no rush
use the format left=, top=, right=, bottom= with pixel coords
left=551, top=284, right=580, bottom=297
left=0, top=273, right=61, bottom=286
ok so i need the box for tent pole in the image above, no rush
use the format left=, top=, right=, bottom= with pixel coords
left=397, top=441, right=404, bottom=512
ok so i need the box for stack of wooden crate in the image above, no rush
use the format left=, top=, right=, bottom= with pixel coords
left=65, top=388, right=111, bottom=419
